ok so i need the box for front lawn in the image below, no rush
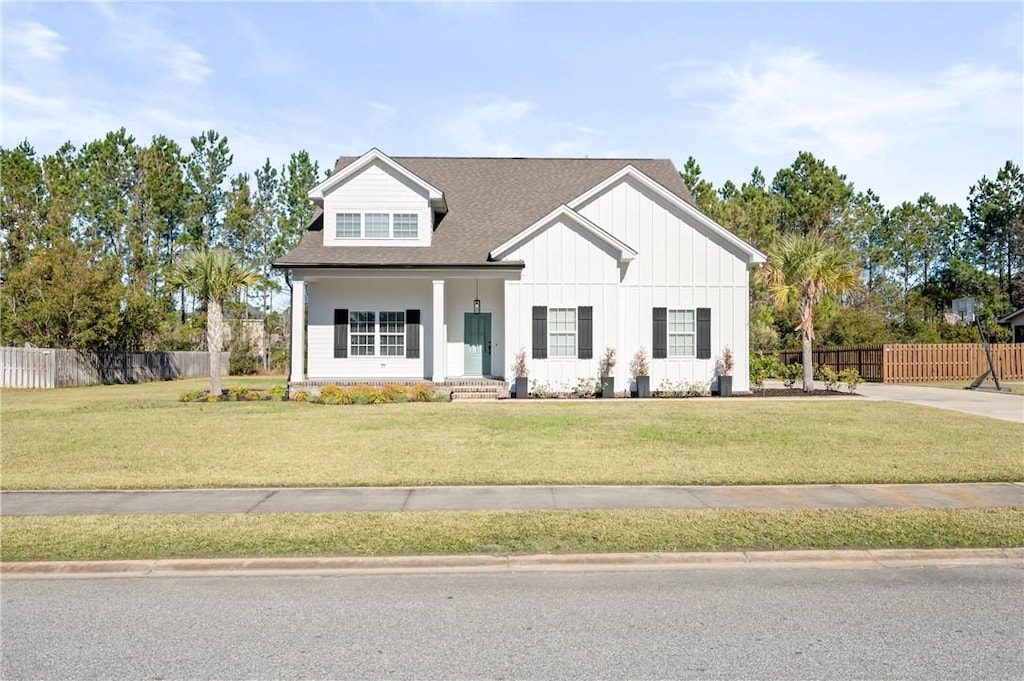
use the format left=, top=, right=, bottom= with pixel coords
left=2, top=508, right=1021, bottom=562
left=2, top=378, right=1021, bottom=490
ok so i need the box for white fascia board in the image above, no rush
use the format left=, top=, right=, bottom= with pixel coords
left=489, top=204, right=637, bottom=263
left=569, top=164, right=767, bottom=267
left=306, top=148, right=447, bottom=210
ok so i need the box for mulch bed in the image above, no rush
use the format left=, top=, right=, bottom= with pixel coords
left=730, top=388, right=860, bottom=398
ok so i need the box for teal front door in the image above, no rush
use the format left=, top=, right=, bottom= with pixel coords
left=464, top=312, right=492, bottom=376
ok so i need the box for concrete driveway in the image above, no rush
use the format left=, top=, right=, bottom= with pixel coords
left=855, top=382, right=1024, bottom=424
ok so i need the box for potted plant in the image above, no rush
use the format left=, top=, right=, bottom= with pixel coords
left=512, top=347, right=529, bottom=399
left=717, top=345, right=734, bottom=397
left=599, top=346, right=616, bottom=398
left=630, top=347, right=651, bottom=398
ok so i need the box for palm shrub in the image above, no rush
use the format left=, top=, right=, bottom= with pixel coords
left=168, top=248, right=258, bottom=397
left=757, top=234, right=860, bottom=391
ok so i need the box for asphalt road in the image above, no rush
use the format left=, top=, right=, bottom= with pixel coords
left=2, top=565, right=1022, bottom=680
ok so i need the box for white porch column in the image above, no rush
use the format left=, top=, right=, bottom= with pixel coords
left=289, top=277, right=306, bottom=382
left=432, top=278, right=446, bottom=382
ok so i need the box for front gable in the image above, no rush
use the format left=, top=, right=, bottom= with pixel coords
left=311, top=149, right=446, bottom=249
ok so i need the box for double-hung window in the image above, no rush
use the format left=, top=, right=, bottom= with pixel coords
left=393, top=213, right=418, bottom=239
left=336, top=213, right=361, bottom=238
left=349, top=311, right=405, bottom=357
left=378, top=311, right=406, bottom=356
left=364, top=213, right=390, bottom=238
left=668, top=309, right=695, bottom=357
left=548, top=308, right=577, bottom=357
left=349, top=311, right=376, bottom=356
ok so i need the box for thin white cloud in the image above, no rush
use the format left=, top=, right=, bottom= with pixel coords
left=92, top=2, right=212, bottom=85
left=670, top=44, right=1019, bottom=161
left=435, top=95, right=536, bottom=155
left=3, top=21, right=69, bottom=62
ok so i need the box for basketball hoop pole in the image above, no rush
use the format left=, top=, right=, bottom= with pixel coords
left=966, top=316, right=1010, bottom=392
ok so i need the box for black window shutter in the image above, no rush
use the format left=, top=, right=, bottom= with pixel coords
left=334, top=308, right=348, bottom=358
left=652, top=307, right=667, bottom=359
left=532, top=306, right=547, bottom=359
left=577, top=306, right=593, bottom=359
left=405, top=309, right=420, bottom=359
left=696, top=308, right=711, bottom=359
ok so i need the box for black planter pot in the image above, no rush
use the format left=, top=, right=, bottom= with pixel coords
left=514, top=377, right=529, bottom=399
left=600, top=376, right=614, bottom=398
left=718, top=375, right=733, bottom=397
left=635, top=376, right=651, bottom=398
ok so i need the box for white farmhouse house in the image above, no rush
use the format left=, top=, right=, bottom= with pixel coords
left=273, top=149, right=766, bottom=395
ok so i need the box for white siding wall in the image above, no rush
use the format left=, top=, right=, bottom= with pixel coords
left=322, top=160, right=432, bottom=247
left=504, top=179, right=753, bottom=392
left=444, top=278, right=506, bottom=377
left=503, top=217, right=622, bottom=387
left=306, top=278, right=432, bottom=379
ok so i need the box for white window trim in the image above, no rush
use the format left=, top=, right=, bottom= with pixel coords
left=349, top=310, right=406, bottom=358
left=549, top=307, right=577, bottom=358
left=668, top=308, right=696, bottom=358
left=335, top=212, right=419, bottom=240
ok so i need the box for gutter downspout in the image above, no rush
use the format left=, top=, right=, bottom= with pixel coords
left=284, top=269, right=294, bottom=391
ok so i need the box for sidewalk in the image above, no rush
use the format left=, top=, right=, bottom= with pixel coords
left=2, top=482, right=1021, bottom=517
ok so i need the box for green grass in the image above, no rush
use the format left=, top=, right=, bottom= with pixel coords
left=2, top=508, right=1020, bottom=562
left=2, top=377, right=1022, bottom=490
left=902, top=380, right=1024, bottom=396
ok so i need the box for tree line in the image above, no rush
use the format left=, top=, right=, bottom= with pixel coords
left=1, top=129, right=323, bottom=361
left=1, top=129, right=1021, bottom=361
left=683, top=152, right=1023, bottom=349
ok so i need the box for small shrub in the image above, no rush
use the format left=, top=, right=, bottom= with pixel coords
left=290, top=389, right=310, bottom=403
left=719, top=346, right=734, bottom=377
left=268, top=385, right=286, bottom=399
left=684, top=381, right=710, bottom=397
left=780, top=363, right=802, bottom=389
left=382, top=384, right=408, bottom=402
left=599, top=347, right=616, bottom=377
left=530, top=380, right=551, bottom=398
left=575, top=376, right=598, bottom=397
left=629, top=347, right=650, bottom=378
left=512, top=347, right=528, bottom=379
left=749, top=352, right=777, bottom=392
left=179, top=390, right=206, bottom=402
left=409, top=382, right=435, bottom=402
left=838, top=367, right=863, bottom=393
left=819, top=366, right=840, bottom=391
left=204, top=392, right=221, bottom=402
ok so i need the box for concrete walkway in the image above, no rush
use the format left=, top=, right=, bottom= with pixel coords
left=855, top=382, right=1024, bottom=424
left=762, top=379, right=1024, bottom=424
left=2, top=482, right=1021, bottom=517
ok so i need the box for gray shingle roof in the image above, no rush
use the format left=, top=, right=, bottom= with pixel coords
left=274, top=156, right=695, bottom=268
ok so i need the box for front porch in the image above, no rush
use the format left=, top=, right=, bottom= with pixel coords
left=288, top=269, right=517, bottom=385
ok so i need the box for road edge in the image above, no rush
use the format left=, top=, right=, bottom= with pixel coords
left=2, top=547, right=1022, bottom=579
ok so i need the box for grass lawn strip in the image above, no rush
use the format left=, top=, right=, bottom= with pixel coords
left=2, top=378, right=1022, bottom=490
left=2, top=508, right=1021, bottom=562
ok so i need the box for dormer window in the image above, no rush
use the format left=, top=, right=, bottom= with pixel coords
left=334, top=212, right=419, bottom=240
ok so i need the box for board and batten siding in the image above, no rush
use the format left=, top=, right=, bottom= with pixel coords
left=504, top=177, right=752, bottom=391
left=306, top=277, right=432, bottom=379
left=322, top=160, right=432, bottom=248
left=502, top=216, right=622, bottom=386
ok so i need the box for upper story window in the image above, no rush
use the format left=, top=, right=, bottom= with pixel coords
left=393, top=214, right=418, bottom=239
left=335, top=212, right=419, bottom=240
left=336, top=213, right=361, bottom=238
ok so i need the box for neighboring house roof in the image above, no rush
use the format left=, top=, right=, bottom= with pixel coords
left=997, top=307, right=1024, bottom=324
left=274, top=154, right=704, bottom=268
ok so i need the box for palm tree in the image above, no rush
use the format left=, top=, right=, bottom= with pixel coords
left=168, top=248, right=258, bottom=397
left=757, top=234, right=860, bottom=391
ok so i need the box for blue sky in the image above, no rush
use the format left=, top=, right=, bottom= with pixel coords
left=3, top=1, right=1021, bottom=209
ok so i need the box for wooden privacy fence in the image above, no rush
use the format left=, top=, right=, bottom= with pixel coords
left=779, top=344, right=1024, bottom=383
left=1, top=347, right=229, bottom=389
